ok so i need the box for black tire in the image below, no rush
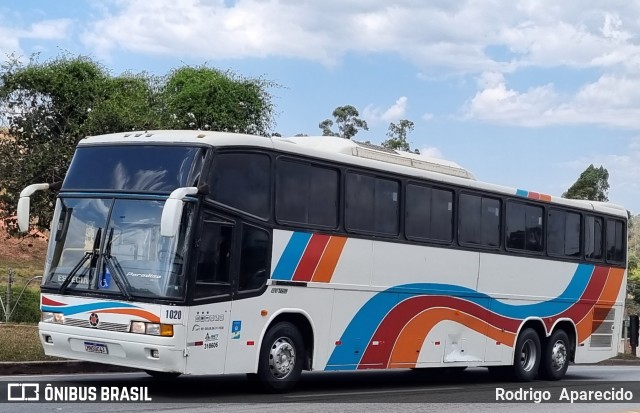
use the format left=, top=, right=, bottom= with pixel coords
left=539, top=329, right=570, bottom=380
left=512, top=328, right=541, bottom=381
left=255, top=321, right=304, bottom=393
left=144, top=370, right=181, bottom=380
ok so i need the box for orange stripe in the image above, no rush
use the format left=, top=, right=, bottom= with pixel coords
left=598, top=267, right=625, bottom=304
left=311, top=236, right=347, bottom=283
left=94, top=308, right=160, bottom=323
left=539, top=194, right=552, bottom=202
left=575, top=307, right=595, bottom=343
left=388, top=308, right=515, bottom=368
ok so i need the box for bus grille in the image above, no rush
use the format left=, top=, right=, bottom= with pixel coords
left=65, top=318, right=129, bottom=333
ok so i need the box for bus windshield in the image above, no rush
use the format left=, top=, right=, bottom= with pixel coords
left=42, top=197, right=194, bottom=300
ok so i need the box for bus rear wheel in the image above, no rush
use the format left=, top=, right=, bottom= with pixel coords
left=512, top=328, right=541, bottom=381
left=254, top=321, right=304, bottom=393
left=539, top=329, right=570, bottom=380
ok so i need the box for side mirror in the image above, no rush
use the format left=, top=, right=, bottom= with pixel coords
left=17, top=183, right=51, bottom=232
left=160, top=187, right=198, bottom=237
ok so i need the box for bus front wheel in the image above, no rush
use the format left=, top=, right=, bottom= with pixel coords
left=539, top=329, right=570, bottom=380
left=512, top=328, right=541, bottom=381
left=254, top=321, right=304, bottom=393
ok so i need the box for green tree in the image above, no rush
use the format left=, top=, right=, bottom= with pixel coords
left=562, top=164, right=609, bottom=202
left=0, top=54, right=277, bottom=234
left=381, top=119, right=414, bottom=152
left=319, top=105, right=368, bottom=139
left=160, top=66, right=276, bottom=135
left=0, top=55, right=113, bottom=234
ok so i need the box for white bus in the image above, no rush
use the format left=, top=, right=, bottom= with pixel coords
left=18, top=130, right=627, bottom=392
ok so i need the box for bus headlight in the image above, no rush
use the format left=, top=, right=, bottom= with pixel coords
left=130, top=321, right=146, bottom=334
left=42, top=311, right=65, bottom=324
left=129, top=321, right=174, bottom=337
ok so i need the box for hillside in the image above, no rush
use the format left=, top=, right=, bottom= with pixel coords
left=0, top=220, right=47, bottom=281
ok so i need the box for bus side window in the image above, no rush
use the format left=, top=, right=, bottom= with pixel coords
left=585, top=215, right=603, bottom=261
left=238, top=225, right=270, bottom=292
left=194, top=220, right=233, bottom=299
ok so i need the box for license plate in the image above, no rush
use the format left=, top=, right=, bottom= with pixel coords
left=84, top=341, right=108, bottom=354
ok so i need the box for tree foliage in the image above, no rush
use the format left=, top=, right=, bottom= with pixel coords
left=161, top=66, right=276, bottom=134
left=0, top=53, right=277, bottom=234
left=319, top=105, right=368, bottom=139
left=381, top=119, right=415, bottom=152
left=562, top=164, right=609, bottom=202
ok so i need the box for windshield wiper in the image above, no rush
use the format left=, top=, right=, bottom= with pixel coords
left=59, top=227, right=102, bottom=294
left=103, top=228, right=133, bottom=300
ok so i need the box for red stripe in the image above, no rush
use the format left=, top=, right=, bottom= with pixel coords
left=358, top=266, right=610, bottom=370
left=292, top=234, right=331, bottom=281
left=42, top=296, right=65, bottom=306
left=357, top=296, right=519, bottom=369
left=556, top=266, right=609, bottom=321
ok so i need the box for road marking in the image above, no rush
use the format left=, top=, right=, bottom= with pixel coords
left=286, top=386, right=464, bottom=399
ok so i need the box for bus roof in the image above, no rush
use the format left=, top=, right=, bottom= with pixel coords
left=80, top=130, right=628, bottom=219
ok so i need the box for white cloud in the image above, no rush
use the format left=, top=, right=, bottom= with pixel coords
left=74, top=1, right=640, bottom=131
left=422, top=113, right=434, bottom=121
left=0, top=18, right=72, bottom=56
left=22, top=19, right=72, bottom=40
left=381, top=97, right=408, bottom=122
left=79, top=1, right=640, bottom=74
left=465, top=71, right=640, bottom=129
left=363, top=96, right=408, bottom=124
left=420, top=146, right=444, bottom=159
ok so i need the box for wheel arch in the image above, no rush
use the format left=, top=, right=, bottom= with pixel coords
left=549, top=318, right=577, bottom=362
left=514, top=318, right=546, bottom=364
left=258, top=309, right=316, bottom=371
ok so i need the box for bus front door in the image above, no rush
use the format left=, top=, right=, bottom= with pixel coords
left=186, top=214, right=235, bottom=375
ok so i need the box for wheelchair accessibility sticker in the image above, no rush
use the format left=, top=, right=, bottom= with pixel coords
left=231, top=320, right=241, bottom=339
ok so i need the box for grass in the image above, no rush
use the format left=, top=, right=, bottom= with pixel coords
left=0, top=323, right=59, bottom=362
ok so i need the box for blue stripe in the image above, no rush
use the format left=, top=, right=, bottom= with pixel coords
left=516, top=189, right=528, bottom=197
left=326, top=263, right=594, bottom=369
left=41, top=301, right=139, bottom=316
left=272, top=232, right=312, bottom=280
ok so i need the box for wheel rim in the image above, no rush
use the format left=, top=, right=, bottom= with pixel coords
left=520, top=338, right=538, bottom=372
left=550, top=340, right=567, bottom=371
left=268, top=337, right=296, bottom=379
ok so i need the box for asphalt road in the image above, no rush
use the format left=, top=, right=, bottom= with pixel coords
left=2, top=366, right=640, bottom=412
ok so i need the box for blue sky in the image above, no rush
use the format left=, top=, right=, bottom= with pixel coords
left=2, top=1, right=640, bottom=213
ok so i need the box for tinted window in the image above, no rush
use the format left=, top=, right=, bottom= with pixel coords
left=63, top=146, right=205, bottom=192
left=585, top=215, right=603, bottom=260
left=276, top=160, right=338, bottom=227
left=606, top=219, right=625, bottom=263
left=548, top=209, right=581, bottom=257
left=194, top=217, right=233, bottom=299
left=238, top=225, right=270, bottom=291
left=459, top=194, right=500, bottom=247
left=506, top=202, right=543, bottom=252
left=405, top=184, right=453, bottom=242
left=210, top=153, right=270, bottom=219
left=345, top=173, right=399, bottom=235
